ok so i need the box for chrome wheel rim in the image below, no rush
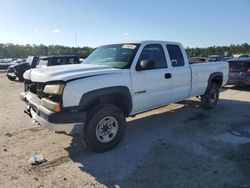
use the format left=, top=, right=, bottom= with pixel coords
left=210, top=89, right=217, bottom=104
left=96, top=116, right=119, bottom=143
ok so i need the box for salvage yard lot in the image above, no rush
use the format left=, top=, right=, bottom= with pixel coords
left=0, top=71, right=250, bottom=188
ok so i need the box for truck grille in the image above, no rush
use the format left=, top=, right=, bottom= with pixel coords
left=24, top=80, right=46, bottom=98
left=24, top=80, right=62, bottom=104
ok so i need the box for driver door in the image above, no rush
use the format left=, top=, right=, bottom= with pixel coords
left=130, top=44, right=173, bottom=114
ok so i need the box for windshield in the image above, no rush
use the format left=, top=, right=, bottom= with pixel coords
left=84, top=44, right=139, bottom=69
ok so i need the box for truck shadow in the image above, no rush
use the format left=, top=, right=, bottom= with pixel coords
left=64, top=98, right=250, bottom=187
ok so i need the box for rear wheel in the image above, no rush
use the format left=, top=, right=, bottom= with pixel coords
left=201, top=83, right=219, bottom=109
left=83, top=104, right=126, bottom=152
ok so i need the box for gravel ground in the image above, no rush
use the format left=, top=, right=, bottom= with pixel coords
left=0, top=72, right=250, bottom=188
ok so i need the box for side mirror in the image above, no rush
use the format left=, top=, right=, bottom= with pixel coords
left=171, top=59, right=178, bottom=66
left=137, top=60, right=155, bottom=71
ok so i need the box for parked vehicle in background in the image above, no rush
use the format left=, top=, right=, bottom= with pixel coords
left=233, top=54, right=249, bottom=58
left=0, top=59, right=12, bottom=70
left=80, top=58, right=86, bottom=63
left=37, top=55, right=80, bottom=68
left=227, top=58, right=250, bottom=86
left=223, top=56, right=234, bottom=61
left=238, top=54, right=249, bottom=58
left=21, top=41, right=228, bottom=152
left=188, top=57, right=208, bottom=64
left=7, top=56, right=39, bottom=81
left=0, top=63, right=8, bottom=70
left=7, top=55, right=80, bottom=81
left=208, top=55, right=225, bottom=62
left=9, top=59, right=26, bottom=66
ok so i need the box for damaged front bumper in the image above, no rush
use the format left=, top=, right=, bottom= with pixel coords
left=20, top=92, right=86, bottom=134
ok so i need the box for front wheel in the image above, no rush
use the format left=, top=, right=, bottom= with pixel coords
left=83, top=104, right=126, bottom=152
left=201, top=83, right=219, bottom=109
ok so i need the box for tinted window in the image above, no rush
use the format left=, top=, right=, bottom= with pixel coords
left=53, top=58, right=63, bottom=65
left=166, top=44, right=185, bottom=67
left=68, top=58, right=74, bottom=64
left=67, top=57, right=79, bottom=64
left=137, top=44, right=167, bottom=70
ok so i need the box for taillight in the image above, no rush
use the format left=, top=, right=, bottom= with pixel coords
left=247, top=67, right=250, bottom=73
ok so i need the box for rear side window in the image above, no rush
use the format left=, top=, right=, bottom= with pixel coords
left=67, top=57, right=79, bottom=64
left=137, top=44, right=167, bottom=69
left=53, top=58, right=63, bottom=65
left=166, top=44, right=185, bottom=67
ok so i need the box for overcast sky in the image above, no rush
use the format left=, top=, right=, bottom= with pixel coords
left=0, top=0, right=250, bottom=48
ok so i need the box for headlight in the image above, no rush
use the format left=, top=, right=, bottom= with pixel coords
left=43, top=84, right=64, bottom=95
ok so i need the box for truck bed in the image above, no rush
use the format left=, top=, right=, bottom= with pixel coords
left=190, top=62, right=228, bottom=97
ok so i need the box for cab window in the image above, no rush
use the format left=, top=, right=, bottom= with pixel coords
left=166, top=44, right=185, bottom=67
left=137, top=44, right=167, bottom=70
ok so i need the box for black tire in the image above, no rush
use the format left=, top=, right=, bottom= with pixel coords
left=201, top=83, right=219, bottom=109
left=7, top=75, right=16, bottom=81
left=18, top=75, right=24, bottom=82
left=83, top=104, right=126, bottom=152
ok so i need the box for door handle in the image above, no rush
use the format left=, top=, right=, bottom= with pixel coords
left=165, top=73, right=172, bottom=79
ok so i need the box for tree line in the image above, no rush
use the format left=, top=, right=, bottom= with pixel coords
left=186, top=43, right=250, bottom=57
left=0, top=44, right=94, bottom=59
left=0, top=43, right=250, bottom=59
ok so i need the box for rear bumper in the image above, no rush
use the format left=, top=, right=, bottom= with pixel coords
left=20, top=92, right=86, bottom=134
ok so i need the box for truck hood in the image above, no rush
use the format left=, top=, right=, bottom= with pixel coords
left=9, top=62, right=29, bottom=69
left=23, top=64, right=122, bottom=82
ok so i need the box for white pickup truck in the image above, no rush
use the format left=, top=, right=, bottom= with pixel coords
left=21, top=41, right=228, bottom=152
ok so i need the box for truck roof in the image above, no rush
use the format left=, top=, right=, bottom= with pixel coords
left=102, top=40, right=181, bottom=45
left=40, top=55, right=79, bottom=59
left=208, top=55, right=224, bottom=58
left=228, top=57, right=250, bottom=62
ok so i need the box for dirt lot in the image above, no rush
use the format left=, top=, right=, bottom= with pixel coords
left=0, top=71, right=250, bottom=188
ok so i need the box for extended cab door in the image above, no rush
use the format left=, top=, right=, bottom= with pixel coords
left=130, top=43, right=173, bottom=114
left=166, top=44, right=191, bottom=101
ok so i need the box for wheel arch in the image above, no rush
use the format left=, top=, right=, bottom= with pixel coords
left=79, top=86, right=132, bottom=116
left=208, top=72, right=223, bottom=88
